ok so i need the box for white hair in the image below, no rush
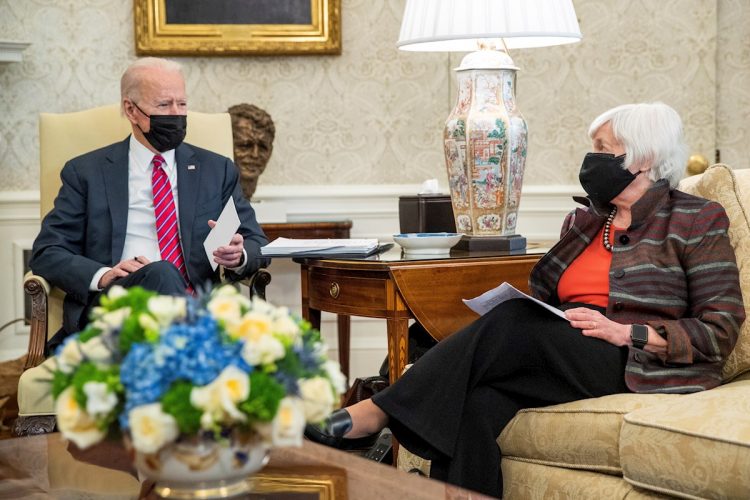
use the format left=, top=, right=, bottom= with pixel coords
left=588, top=102, right=688, bottom=189
left=120, top=57, right=184, bottom=107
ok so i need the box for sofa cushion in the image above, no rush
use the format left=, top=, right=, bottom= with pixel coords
left=501, top=459, right=670, bottom=499
left=620, top=378, right=750, bottom=498
left=678, top=165, right=750, bottom=381
left=498, top=392, right=677, bottom=473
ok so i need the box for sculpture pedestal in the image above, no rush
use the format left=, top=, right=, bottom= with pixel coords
left=454, top=234, right=527, bottom=252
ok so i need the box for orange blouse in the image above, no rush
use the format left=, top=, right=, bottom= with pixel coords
left=557, top=224, right=623, bottom=308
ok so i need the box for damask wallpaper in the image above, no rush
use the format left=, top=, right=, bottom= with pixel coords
left=0, top=0, right=747, bottom=192
left=717, top=0, right=750, bottom=170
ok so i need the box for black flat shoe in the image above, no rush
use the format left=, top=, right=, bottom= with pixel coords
left=304, top=409, right=379, bottom=450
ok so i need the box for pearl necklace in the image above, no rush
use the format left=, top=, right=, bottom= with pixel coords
left=602, top=206, right=617, bottom=252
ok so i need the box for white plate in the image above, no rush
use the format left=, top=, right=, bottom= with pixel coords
left=393, top=233, right=463, bottom=255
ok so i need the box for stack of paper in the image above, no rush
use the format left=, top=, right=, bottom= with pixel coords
left=463, top=282, right=567, bottom=320
left=260, top=238, right=380, bottom=257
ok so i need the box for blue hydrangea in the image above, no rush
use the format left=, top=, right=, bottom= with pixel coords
left=118, top=312, right=252, bottom=428
left=120, top=342, right=172, bottom=428
left=293, top=343, right=323, bottom=375
left=163, top=315, right=250, bottom=385
left=274, top=371, right=300, bottom=396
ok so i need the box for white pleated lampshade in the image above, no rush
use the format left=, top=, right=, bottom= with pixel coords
left=398, top=0, right=582, bottom=51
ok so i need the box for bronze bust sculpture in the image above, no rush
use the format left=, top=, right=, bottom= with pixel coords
left=228, top=103, right=276, bottom=200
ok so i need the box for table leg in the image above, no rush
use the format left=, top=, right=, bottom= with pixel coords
left=337, top=314, right=351, bottom=383
left=386, top=317, right=410, bottom=385
left=306, top=308, right=321, bottom=332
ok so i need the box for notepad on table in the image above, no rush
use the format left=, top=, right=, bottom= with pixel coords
left=260, top=237, right=380, bottom=257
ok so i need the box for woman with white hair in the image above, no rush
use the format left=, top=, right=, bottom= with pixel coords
left=307, top=103, right=745, bottom=498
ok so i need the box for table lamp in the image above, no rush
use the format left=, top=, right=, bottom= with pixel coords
left=398, top=0, right=582, bottom=251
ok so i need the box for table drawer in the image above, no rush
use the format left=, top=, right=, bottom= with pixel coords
left=307, top=269, right=391, bottom=316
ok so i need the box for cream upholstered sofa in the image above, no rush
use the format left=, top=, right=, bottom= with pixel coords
left=15, top=104, right=271, bottom=436
left=399, top=164, right=750, bottom=499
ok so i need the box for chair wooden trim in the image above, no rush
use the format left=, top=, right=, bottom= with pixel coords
left=23, top=274, right=50, bottom=370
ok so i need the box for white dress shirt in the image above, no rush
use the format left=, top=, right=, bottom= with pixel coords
left=89, top=137, right=178, bottom=290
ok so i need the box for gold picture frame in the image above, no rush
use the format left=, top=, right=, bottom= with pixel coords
left=134, top=0, right=341, bottom=56
left=250, top=466, right=347, bottom=499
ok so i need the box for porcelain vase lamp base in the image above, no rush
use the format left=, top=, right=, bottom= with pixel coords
left=443, top=49, right=528, bottom=249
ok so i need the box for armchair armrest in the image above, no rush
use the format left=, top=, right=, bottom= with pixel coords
left=23, top=273, right=53, bottom=370
left=240, top=268, right=272, bottom=301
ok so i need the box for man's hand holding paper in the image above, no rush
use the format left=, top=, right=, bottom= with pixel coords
left=204, top=197, right=244, bottom=270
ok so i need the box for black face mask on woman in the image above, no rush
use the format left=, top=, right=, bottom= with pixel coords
left=132, top=102, right=187, bottom=152
left=578, top=152, right=639, bottom=206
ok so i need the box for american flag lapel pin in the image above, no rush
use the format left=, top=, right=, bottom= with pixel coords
left=187, top=164, right=196, bottom=170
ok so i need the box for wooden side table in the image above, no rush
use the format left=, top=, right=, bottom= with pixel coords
left=296, top=246, right=546, bottom=385
left=260, top=220, right=354, bottom=378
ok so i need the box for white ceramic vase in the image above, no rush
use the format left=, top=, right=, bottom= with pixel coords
left=128, top=431, right=269, bottom=499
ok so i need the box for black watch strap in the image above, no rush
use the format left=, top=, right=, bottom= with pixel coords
left=630, top=324, right=648, bottom=349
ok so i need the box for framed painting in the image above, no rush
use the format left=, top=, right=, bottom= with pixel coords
left=134, top=0, right=341, bottom=56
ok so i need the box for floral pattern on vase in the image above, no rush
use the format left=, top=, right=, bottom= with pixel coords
left=128, top=430, right=269, bottom=499
left=443, top=52, right=528, bottom=237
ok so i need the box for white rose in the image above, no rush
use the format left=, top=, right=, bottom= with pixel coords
left=147, top=295, right=187, bottom=327
left=207, top=296, right=243, bottom=326
left=250, top=296, right=275, bottom=316
left=138, top=312, right=160, bottom=333
left=100, top=307, right=131, bottom=331
left=191, top=366, right=249, bottom=427
left=268, top=397, right=305, bottom=447
left=128, top=403, right=179, bottom=454
left=83, top=381, right=118, bottom=418
left=57, top=339, right=84, bottom=374
left=298, top=377, right=335, bottom=423
left=271, top=314, right=301, bottom=340
left=227, top=311, right=272, bottom=341
left=241, top=335, right=285, bottom=366
left=323, top=360, right=347, bottom=395
left=89, top=306, right=107, bottom=320
left=78, top=335, right=114, bottom=367
left=55, top=387, right=106, bottom=449
left=106, top=285, right=128, bottom=301
left=213, top=285, right=251, bottom=307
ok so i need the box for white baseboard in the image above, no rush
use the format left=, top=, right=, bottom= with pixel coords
left=0, top=184, right=580, bottom=365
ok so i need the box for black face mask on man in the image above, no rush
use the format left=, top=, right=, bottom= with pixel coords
left=132, top=102, right=187, bottom=152
left=578, top=152, right=640, bottom=206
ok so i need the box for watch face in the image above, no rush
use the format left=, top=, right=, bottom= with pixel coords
left=631, top=324, right=648, bottom=347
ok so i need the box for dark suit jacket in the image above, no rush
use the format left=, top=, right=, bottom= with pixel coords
left=30, top=137, right=270, bottom=335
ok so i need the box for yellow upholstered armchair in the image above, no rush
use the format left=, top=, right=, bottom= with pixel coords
left=15, top=104, right=271, bottom=436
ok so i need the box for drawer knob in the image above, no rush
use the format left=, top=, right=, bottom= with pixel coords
left=329, top=282, right=340, bottom=299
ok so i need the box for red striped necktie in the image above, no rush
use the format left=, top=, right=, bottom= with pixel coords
left=151, top=155, right=193, bottom=294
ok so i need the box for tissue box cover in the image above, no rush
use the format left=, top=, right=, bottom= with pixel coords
left=398, top=195, right=456, bottom=234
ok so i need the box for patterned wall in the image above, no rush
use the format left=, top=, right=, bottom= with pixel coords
left=0, top=0, right=746, bottom=192
left=717, top=0, right=750, bottom=170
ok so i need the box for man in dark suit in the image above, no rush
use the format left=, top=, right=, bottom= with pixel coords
left=30, top=57, right=269, bottom=352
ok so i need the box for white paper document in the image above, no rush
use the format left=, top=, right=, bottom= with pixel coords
left=463, top=282, right=569, bottom=321
left=260, top=237, right=379, bottom=256
left=203, top=197, right=242, bottom=271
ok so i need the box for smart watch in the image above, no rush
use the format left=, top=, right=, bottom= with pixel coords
left=630, top=324, right=649, bottom=349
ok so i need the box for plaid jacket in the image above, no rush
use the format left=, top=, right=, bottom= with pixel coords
left=529, top=180, right=745, bottom=393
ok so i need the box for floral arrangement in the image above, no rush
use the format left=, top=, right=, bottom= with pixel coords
left=51, top=285, right=346, bottom=454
